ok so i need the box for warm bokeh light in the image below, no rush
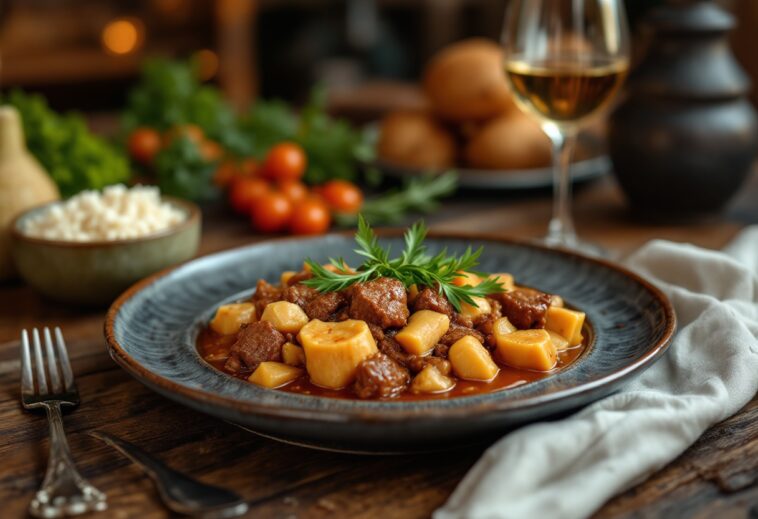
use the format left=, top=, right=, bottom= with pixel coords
left=194, top=49, right=219, bottom=81
left=101, top=18, right=145, bottom=55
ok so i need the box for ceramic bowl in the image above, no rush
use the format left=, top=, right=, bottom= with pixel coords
left=105, top=233, right=676, bottom=453
left=10, top=197, right=201, bottom=306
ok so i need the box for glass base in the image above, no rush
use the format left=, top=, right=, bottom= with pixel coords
left=536, top=232, right=608, bottom=258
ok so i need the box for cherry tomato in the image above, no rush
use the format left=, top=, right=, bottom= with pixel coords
left=319, top=180, right=364, bottom=214
left=228, top=177, right=270, bottom=214
left=163, top=124, right=205, bottom=147
left=251, top=192, right=293, bottom=233
left=200, top=140, right=224, bottom=162
left=277, top=180, right=309, bottom=203
left=214, top=160, right=240, bottom=188
left=289, top=197, right=331, bottom=235
left=261, top=142, right=307, bottom=181
left=239, top=158, right=259, bottom=177
left=128, top=127, right=162, bottom=165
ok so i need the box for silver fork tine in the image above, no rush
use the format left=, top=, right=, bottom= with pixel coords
left=43, top=327, right=63, bottom=394
left=32, top=328, right=48, bottom=395
left=21, top=330, right=34, bottom=396
left=54, top=327, right=76, bottom=392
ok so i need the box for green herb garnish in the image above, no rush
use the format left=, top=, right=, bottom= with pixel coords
left=303, top=216, right=504, bottom=312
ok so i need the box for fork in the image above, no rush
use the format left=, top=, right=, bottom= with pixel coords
left=21, top=327, right=107, bottom=518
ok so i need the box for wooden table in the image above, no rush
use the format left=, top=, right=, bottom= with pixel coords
left=1, top=174, right=757, bottom=518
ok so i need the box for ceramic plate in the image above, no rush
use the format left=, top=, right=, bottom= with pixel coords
left=105, top=234, right=675, bottom=453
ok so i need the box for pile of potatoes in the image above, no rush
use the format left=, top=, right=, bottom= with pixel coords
left=377, top=38, right=551, bottom=172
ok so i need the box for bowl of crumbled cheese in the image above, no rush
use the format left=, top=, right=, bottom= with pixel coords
left=10, top=184, right=200, bottom=305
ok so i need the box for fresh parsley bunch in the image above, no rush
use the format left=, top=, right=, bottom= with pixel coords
left=304, top=216, right=504, bottom=311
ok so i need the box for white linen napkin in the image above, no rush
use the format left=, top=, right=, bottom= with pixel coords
left=435, top=227, right=758, bottom=519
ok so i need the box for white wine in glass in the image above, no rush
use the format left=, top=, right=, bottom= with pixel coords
left=502, top=0, right=630, bottom=252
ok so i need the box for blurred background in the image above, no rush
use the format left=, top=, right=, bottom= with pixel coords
left=2, top=0, right=756, bottom=118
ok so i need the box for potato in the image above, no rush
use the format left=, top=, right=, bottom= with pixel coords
left=449, top=335, right=499, bottom=381
left=303, top=262, right=354, bottom=274
left=260, top=301, right=309, bottom=334
left=423, top=38, right=515, bottom=121
left=459, top=296, right=492, bottom=320
left=464, top=112, right=551, bottom=170
left=298, top=319, right=378, bottom=389
left=547, top=330, right=570, bottom=351
left=492, top=316, right=517, bottom=340
left=395, top=310, right=450, bottom=356
left=411, top=365, right=455, bottom=394
left=282, top=342, right=306, bottom=367
left=249, top=362, right=303, bottom=388
left=452, top=271, right=481, bottom=287
left=408, top=284, right=420, bottom=303
left=489, top=273, right=515, bottom=291
left=496, top=329, right=557, bottom=371
left=280, top=271, right=296, bottom=286
left=545, top=307, right=585, bottom=346
left=210, top=303, right=256, bottom=335
left=550, top=295, right=565, bottom=308
left=377, top=111, right=456, bottom=170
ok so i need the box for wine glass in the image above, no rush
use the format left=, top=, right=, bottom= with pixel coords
left=502, top=0, right=630, bottom=253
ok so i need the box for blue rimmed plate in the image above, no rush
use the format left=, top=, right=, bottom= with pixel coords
left=105, top=233, right=675, bottom=453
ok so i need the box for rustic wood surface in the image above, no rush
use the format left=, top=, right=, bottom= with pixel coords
left=1, top=172, right=757, bottom=519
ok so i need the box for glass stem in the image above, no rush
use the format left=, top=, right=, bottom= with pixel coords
left=543, top=123, right=578, bottom=247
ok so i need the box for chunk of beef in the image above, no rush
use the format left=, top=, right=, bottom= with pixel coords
left=407, top=356, right=452, bottom=376
left=349, top=277, right=409, bottom=329
left=453, top=313, right=474, bottom=328
left=250, top=280, right=284, bottom=316
left=367, top=322, right=385, bottom=342
left=433, top=343, right=450, bottom=359
left=223, top=321, right=285, bottom=372
left=378, top=336, right=412, bottom=369
left=488, top=297, right=502, bottom=319
left=496, top=287, right=551, bottom=329
left=439, top=323, right=485, bottom=346
left=475, top=314, right=498, bottom=349
left=304, top=291, right=347, bottom=321
left=285, top=284, right=319, bottom=308
left=353, top=353, right=410, bottom=399
left=413, top=287, right=454, bottom=318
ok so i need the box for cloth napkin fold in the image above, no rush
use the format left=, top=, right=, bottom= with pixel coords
left=435, top=227, right=758, bottom=519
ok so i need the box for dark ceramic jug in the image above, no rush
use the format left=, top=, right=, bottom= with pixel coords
left=609, top=0, right=758, bottom=216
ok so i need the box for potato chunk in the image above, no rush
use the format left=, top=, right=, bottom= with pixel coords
left=249, top=362, right=303, bottom=388
left=452, top=271, right=481, bottom=287
left=298, top=319, right=378, bottom=389
left=492, top=316, right=517, bottom=340
left=280, top=271, right=296, bottom=286
left=395, top=310, right=450, bottom=356
left=460, top=296, right=492, bottom=320
left=282, top=342, right=306, bottom=366
left=449, top=335, right=499, bottom=381
left=411, top=365, right=455, bottom=394
left=210, top=303, right=256, bottom=335
left=545, top=307, right=585, bottom=346
left=496, top=329, right=557, bottom=371
left=408, top=284, right=420, bottom=303
left=261, top=301, right=309, bottom=334
left=489, top=272, right=514, bottom=291
left=547, top=330, right=570, bottom=351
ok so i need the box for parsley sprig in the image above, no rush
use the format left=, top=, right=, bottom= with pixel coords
left=303, top=216, right=504, bottom=311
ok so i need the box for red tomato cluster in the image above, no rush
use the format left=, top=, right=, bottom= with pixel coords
left=224, top=142, right=363, bottom=235
left=128, top=124, right=224, bottom=166
left=127, top=127, right=364, bottom=236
